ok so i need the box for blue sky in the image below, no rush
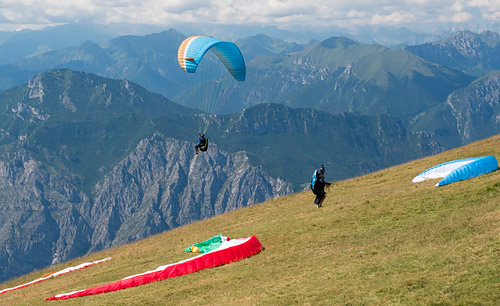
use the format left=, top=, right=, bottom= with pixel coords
left=0, top=0, right=499, bottom=32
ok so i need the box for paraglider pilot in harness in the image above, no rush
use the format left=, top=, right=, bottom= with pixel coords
left=310, top=165, right=331, bottom=208
left=195, top=133, right=208, bottom=155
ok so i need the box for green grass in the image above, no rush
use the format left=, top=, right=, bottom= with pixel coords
left=1, top=135, right=500, bottom=305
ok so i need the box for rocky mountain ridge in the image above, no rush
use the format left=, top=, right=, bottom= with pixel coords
left=0, top=134, right=291, bottom=282
left=210, top=103, right=443, bottom=188
left=410, top=70, right=500, bottom=148
left=0, top=30, right=498, bottom=152
left=404, top=30, right=500, bottom=76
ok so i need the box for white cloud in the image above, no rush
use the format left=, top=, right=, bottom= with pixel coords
left=450, top=11, right=475, bottom=22
left=482, top=10, right=500, bottom=20
left=467, top=0, right=499, bottom=6
left=467, top=0, right=500, bottom=21
left=0, top=0, right=498, bottom=32
left=370, top=11, right=416, bottom=25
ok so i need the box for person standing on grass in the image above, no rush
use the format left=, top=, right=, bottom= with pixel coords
left=310, top=165, right=331, bottom=208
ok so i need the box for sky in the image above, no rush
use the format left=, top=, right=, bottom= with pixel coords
left=0, top=0, right=499, bottom=33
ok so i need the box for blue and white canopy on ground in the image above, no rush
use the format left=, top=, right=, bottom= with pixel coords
left=412, top=156, right=498, bottom=187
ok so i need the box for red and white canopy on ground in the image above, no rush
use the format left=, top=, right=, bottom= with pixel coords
left=0, top=257, right=111, bottom=296
left=45, top=236, right=262, bottom=300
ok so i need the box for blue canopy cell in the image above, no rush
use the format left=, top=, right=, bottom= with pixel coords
left=412, top=156, right=498, bottom=187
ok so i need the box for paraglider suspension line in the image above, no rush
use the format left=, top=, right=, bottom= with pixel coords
left=202, top=83, right=238, bottom=134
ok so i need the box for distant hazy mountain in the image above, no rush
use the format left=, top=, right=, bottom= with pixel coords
left=404, top=30, right=500, bottom=76
left=1, top=29, right=497, bottom=149
left=409, top=70, right=500, bottom=148
left=0, top=24, right=112, bottom=65
left=225, top=36, right=475, bottom=121
left=0, top=29, right=476, bottom=125
left=169, top=22, right=331, bottom=43
left=167, top=22, right=451, bottom=46
left=0, top=30, right=312, bottom=96
left=0, top=69, right=442, bottom=282
left=235, top=34, right=312, bottom=61
left=351, top=25, right=447, bottom=47
left=0, top=29, right=190, bottom=97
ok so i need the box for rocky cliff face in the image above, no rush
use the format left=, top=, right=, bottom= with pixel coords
left=405, top=30, right=500, bottom=76
left=409, top=70, right=500, bottom=149
left=0, top=147, right=93, bottom=279
left=88, top=134, right=291, bottom=251
left=446, top=71, right=500, bottom=144
left=0, top=134, right=292, bottom=282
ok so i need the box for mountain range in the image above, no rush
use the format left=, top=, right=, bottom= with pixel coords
left=1, top=29, right=499, bottom=151
left=0, top=22, right=461, bottom=58
left=231, top=36, right=474, bottom=118
left=0, top=69, right=441, bottom=282
left=0, top=29, right=190, bottom=99
left=0, top=24, right=112, bottom=65
left=410, top=70, right=500, bottom=148
left=403, top=30, right=500, bottom=77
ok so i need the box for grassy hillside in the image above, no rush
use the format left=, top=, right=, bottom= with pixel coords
left=1, top=134, right=500, bottom=305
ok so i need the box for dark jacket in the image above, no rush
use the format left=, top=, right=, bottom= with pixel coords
left=311, top=169, right=326, bottom=196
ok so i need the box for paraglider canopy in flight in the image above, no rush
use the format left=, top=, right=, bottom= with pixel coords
left=178, top=36, right=246, bottom=81
left=412, top=155, right=498, bottom=187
